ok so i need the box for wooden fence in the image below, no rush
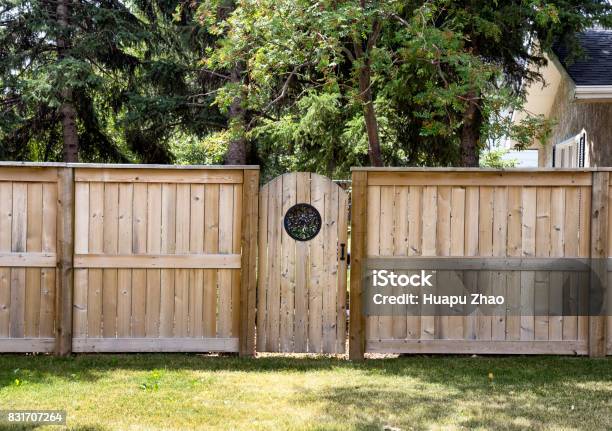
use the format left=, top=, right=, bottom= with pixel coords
left=349, top=169, right=611, bottom=359
left=1, top=163, right=610, bottom=358
left=0, top=163, right=258, bottom=355
left=0, top=165, right=61, bottom=352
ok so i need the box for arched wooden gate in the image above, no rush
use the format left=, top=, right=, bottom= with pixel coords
left=257, top=173, right=348, bottom=353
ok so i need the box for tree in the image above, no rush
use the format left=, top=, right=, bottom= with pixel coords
left=206, top=0, right=560, bottom=175
left=430, top=0, right=612, bottom=166
left=193, top=0, right=250, bottom=165
left=206, top=0, right=403, bottom=168
left=56, top=0, right=79, bottom=161
left=0, top=0, right=225, bottom=162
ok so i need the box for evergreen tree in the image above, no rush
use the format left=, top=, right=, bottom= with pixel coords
left=0, top=0, right=224, bottom=162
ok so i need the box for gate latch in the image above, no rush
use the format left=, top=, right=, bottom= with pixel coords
left=340, top=243, right=346, bottom=261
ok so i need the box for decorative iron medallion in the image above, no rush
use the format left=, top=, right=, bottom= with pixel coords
left=283, top=203, right=322, bottom=241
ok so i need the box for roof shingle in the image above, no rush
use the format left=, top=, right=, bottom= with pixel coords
left=554, top=29, right=612, bottom=86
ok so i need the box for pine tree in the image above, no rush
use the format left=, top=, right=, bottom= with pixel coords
left=0, top=0, right=225, bottom=162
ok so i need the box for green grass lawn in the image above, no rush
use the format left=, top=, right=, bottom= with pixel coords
left=0, top=354, right=610, bottom=430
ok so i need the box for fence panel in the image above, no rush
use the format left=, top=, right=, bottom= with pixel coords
left=349, top=169, right=606, bottom=358
left=0, top=166, right=59, bottom=352
left=71, top=166, right=257, bottom=353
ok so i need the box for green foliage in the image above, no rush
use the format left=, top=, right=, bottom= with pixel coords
left=480, top=147, right=519, bottom=168
left=203, top=0, right=610, bottom=176
left=170, top=130, right=227, bottom=165
left=2, top=0, right=611, bottom=172
left=0, top=0, right=225, bottom=162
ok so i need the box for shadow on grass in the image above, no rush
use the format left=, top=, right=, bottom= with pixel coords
left=298, top=373, right=611, bottom=430
left=297, top=385, right=459, bottom=430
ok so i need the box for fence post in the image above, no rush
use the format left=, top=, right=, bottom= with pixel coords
left=55, top=167, right=74, bottom=356
left=239, top=169, right=259, bottom=356
left=349, top=170, right=367, bottom=360
left=589, top=171, right=608, bottom=357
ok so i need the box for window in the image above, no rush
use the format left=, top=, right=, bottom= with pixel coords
left=552, top=130, right=588, bottom=167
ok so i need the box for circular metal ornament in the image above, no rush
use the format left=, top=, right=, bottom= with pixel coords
left=283, top=203, right=322, bottom=241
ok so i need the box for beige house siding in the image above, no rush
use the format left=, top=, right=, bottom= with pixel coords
left=543, top=76, right=612, bottom=167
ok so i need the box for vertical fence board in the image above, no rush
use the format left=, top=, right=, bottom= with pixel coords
left=365, top=185, right=381, bottom=343
left=308, top=176, right=325, bottom=352
left=257, top=184, right=269, bottom=351
left=102, top=183, right=118, bottom=338
left=159, top=184, right=176, bottom=338
left=0, top=183, right=12, bottom=337
left=231, top=184, right=242, bottom=338
left=189, top=184, right=205, bottom=338
left=436, top=186, right=451, bottom=339
left=336, top=188, right=349, bottom=353
left=589, top=172, right=608, bottom=357
left=25, top=183, right=42, bottom=338
left=56, top=168, right=74, bottom=354
left=145, top=184, right=162, bottom=338
left=378, top=186, right=395, bottom=341
left=549, top=187, right=565, bottom=340
left=218, top=184, right=234, bottom=338
left=292, top=173, right=310, bottom=351
left=449, top=187, right=465, bottom=339
left=492, top=187, right=508, bottom=341
left=349, top=171, right=367, bottom=360
left=117, top=184, right=133, bottom=338
left=535, top=187, right=551, bottom=341
left=10, top=183, right=27, bottom=338
left=87, top=183, right=104, bottom=338
left=279, top=175, right=296, bottom=352
left=563, top=187, right=580, bottom=340
left=406, top=186, right=422, bottom=339
left=73, top=183, right=89, bottom=339
left=421, top=186, right=437, bottom=340
left=322, top=180, right=338, bottom=353
left=40, top=183, right=57, bottom=338
left=393, top=186, right=409, bottom=341
left=203, top=185, right=219, bottom=338
left=239, top=170, right=258, bottom=356
left=477, top=187, right=493, bottom=341
left=521, top=187, right=536, bottom=341
left=174, top=184, right=190, bottom=337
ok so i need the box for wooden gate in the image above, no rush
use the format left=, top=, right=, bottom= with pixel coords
left=258, top=173, right=348, bottom=353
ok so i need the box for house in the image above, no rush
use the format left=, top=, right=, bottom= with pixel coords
left=513, top=28, right=612, bottom=167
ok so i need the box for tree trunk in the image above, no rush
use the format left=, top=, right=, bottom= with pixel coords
left=353, top=16, right=383, bottom=167
left=459, top=90, right=482, bottom=167
left=59, top=100, right=79, bottom=162
left=358, top=62, right=383, bottom=167
left=225, top=66, right=247, bottom=165
left=57, top=0, right=79, bottom=162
